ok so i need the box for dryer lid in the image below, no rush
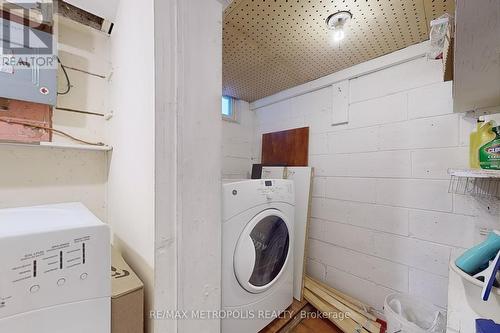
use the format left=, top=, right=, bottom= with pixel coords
left=233, top=209, right=292, bottom=294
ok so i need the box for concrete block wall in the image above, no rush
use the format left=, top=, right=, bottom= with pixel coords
left=253, top=56, right=500, bottom=312
left=222, top=100, right=255, bottom=179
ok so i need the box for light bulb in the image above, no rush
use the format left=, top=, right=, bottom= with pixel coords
left=326, top=11, right=352, bottom=44
left=333, top=29, right=345, bottom=41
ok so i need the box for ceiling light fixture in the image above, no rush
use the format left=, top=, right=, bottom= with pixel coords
left=326, top=10, right=352, bottom=42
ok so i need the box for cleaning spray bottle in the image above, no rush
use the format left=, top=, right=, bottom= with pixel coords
left=480, top=125, right=500, bottom=170
left=470, top=119, right=485, bottom=168
left=456, top=230, right=500, bottom=275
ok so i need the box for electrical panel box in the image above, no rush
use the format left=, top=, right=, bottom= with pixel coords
left=0, top=14, right=57, bottom=106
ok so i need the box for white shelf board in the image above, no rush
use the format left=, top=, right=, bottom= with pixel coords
left=0, top=141, right=112, bottom=151
left=448, top=168, right=500, bottom=179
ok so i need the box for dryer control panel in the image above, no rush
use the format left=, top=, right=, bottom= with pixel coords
left=0, top=203, right=110, bottom=320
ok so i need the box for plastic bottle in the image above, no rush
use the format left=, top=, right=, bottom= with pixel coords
left=456, top=231, right=500, bottom=275
left=480, top=121, right=496, bottom=141
left=470, top=119, right=485, bottom=169
left=479, top=125, right=500, bottom=170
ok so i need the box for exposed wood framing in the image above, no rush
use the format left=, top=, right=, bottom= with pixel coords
left=56, top=1, right=104, bottom=33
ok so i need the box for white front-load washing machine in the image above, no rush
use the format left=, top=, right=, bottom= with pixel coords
left=222, top=179, right=294, bottom=333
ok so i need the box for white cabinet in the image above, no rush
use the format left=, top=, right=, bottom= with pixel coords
left=453, top=0, right=500, bottom=115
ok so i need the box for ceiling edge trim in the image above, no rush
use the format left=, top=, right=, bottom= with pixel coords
left=249, top=40, right=430, bottom=110
left=218, top=0, right=233, bottom=11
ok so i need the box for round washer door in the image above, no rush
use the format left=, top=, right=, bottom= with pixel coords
left=234, top=209, right=292, bottom=294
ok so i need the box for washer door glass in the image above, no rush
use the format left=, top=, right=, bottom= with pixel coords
left=248, top=215, right=289, bottom=287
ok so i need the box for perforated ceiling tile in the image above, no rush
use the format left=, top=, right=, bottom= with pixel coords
left=223, top=0, right=454, bottom=102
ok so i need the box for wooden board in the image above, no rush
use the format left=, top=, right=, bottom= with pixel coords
left=260, top=300, right=343, bottom=333
left=304, top=276, right=375, bottom=321
left=262, top=127, right=309, bottom=167
left=304, top=278, right=381, bottom=333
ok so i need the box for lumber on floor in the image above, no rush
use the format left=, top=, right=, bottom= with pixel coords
left=304, top=277, right=381, bottom=333
left=303, top=276, right=383, bottom=333
left=305, top=276, right=375, bottom=321
left=261, top=276, right=384, bottom=333
left=260, top=299, right=342, bottom=333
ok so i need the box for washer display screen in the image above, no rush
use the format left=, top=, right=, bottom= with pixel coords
left=248, top=215, right=289, bottom=287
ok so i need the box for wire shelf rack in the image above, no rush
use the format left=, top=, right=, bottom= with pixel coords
left=448, top=169, right=500, bottom=198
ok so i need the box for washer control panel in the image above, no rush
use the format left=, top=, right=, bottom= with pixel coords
left=254, top=179, right=294, bottom=201
left=222, top=179, right=295, bottom=220
left=0, top=205, right=110, bottom=320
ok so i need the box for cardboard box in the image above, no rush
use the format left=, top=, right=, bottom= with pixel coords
left=443, top=35, right=454, bottom=82
left=111, top=247, right=144, bottom=333
left=442, top=19, right=454, bottom=82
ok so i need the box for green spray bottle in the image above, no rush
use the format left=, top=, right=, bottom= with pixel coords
left=470, top=119, right=485, bottom=169
left=479, top=125, right=500, bottom=170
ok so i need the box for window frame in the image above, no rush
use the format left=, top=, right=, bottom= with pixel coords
left=221, top=95, right=237, bottom=122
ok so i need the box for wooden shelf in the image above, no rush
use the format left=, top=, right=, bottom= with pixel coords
left=448, top=168, right=500, bottom=179
left=0, top=141, right=112, bottom=151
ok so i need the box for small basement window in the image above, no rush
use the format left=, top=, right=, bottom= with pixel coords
left=222, top=96, right=236, bottom=121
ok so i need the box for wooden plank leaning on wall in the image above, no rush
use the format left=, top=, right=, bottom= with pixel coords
left=303, top=276, right=383, bottom=333
left=261, top=127, right=309, bottom=167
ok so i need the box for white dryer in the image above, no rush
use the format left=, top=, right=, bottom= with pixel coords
left=222, top=179, right=294, bottom=333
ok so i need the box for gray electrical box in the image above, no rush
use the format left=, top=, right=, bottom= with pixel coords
left=0, top=15, right=57, bottom=106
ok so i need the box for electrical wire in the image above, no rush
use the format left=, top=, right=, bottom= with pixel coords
left=57, top=56, right=72, bottom=95
left=0, top=118, right=105, bottom=146
left=56, top=106, right=105, bottom=117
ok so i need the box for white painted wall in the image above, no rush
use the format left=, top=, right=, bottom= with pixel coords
left=222, top=100, right=255, bottom=179
left=154, top=1, right=223, bottom=333
left=106, top=0, right=155, bottom=332
left=252, top=48, right=500, bottom=313
left=174, top=0, right=222, bottom=328
left=152, top=1, right=177, bottom=332
left=0, top=146, right=107, bottom=219
left=57, top=9, right=157, bottom=332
